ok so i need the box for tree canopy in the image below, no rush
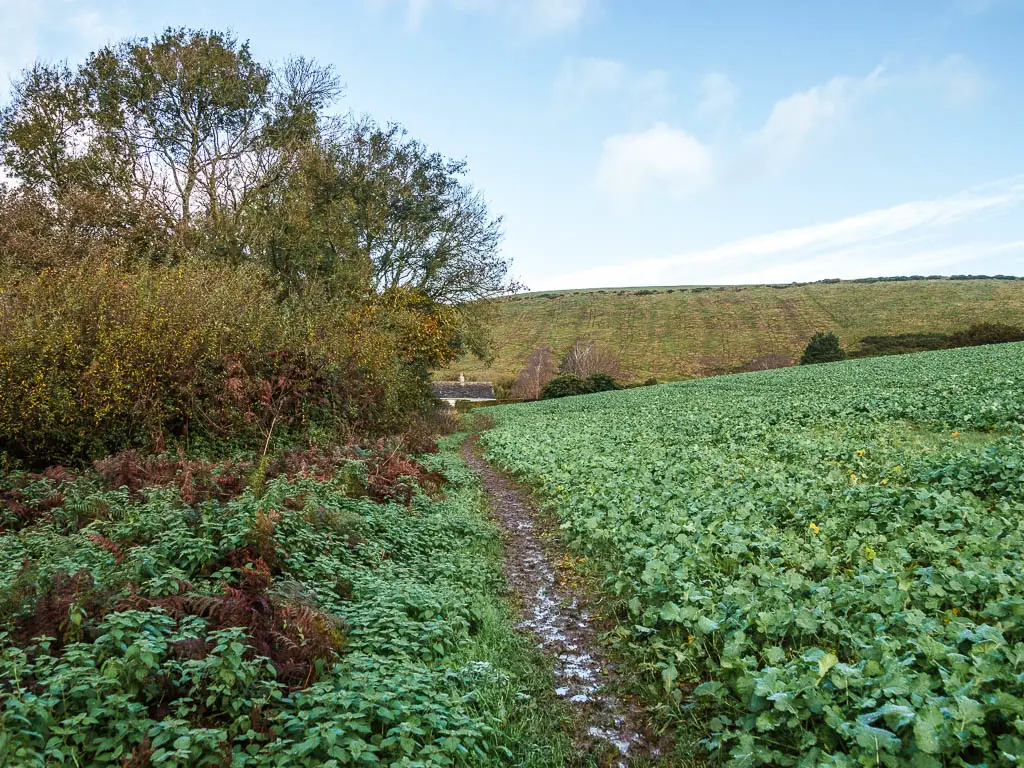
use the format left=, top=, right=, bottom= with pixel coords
left=0, top=27, right=517, bottom=311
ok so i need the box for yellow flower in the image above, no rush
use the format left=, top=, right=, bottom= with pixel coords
left=855, top=449, right=865, bottom=457
left=809, top=522, right=820, bottom=535
left=880, top=479, right=888, bottom=486
left=952, top=431, right=961, bottom=437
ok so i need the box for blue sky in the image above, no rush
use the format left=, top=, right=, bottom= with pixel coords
left=2, top=0, right=1023, bottom=288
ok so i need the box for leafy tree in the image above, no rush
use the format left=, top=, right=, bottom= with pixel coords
left=800, top=331, right=846, bottom=365
left=329, top=119, right=517, bottom=304
left=0, top=25, right=515, bottom=424
left=243, top=141, right=372, bottom=300
left=0, top=28, right=340, bottom=261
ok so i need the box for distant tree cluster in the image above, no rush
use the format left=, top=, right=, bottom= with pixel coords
left=510, top=338, right=623, bottom=400
left=852, top=322, right=1024, bottom=358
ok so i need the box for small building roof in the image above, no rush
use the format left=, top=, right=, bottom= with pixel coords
left=431, top=381, right=496, bottom=401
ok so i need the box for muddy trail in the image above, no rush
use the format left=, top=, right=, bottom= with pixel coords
left=461, top=438, right=661, bottom=766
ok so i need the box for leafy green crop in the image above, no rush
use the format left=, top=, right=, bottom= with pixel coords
left=480, top=343, right=1024, bottom=765
left=0, top=440, right=574, bottom=767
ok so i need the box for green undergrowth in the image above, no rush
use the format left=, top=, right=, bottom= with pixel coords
left=0, top=435, right=578, bottom=767
left=479, top=343, right=1024, bottom=766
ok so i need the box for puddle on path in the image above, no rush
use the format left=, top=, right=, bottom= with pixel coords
left=461, top=439, right=654, bottom=765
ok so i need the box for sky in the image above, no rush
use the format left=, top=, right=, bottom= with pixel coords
left=2, top=0, right=1023, bottom=289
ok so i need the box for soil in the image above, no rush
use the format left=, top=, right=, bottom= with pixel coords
left=461, top=438, right=660, bottom=766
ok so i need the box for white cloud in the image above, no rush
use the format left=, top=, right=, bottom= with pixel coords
left=546, top=176, right=1024, bottom=288
left=914, top=54, right=990, bottom=108
left=587, top=55, right=989, bottom=209
left=696, top=71, right=737, bottom=119
left=528, top=0, right=589, bottom=34
left=382, top=0, right=592, bottom=34
left=743, top=67, right=884, bottom=170
left=595, top=122, right=714, bottom=208
left=553, top=57, right=671, bottom=113
left=0, top=0, right=123, bottom=99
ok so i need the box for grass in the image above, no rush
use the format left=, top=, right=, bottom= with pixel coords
left=437, top=277, right=1024, bottom=383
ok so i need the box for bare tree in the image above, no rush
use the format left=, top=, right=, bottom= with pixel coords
left=738, top=353, right=792, bottom=372
left=511, top=345, right=558, bottom=400
left=559, top=338, right=622, bottom=379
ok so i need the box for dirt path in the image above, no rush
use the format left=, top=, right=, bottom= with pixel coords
left=461, top=439, right=656, bottom=766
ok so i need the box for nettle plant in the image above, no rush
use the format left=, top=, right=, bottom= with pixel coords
left=0, top=444, right=517, bottom=766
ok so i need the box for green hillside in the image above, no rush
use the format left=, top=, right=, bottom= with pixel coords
left=438, top=278, right=1024, bottom=383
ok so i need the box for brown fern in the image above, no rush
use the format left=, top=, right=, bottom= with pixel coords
left=85, top=533, right=125, bottom=563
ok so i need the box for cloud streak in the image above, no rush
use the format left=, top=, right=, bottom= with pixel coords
left=742, top=68, right=884, bottom=171
left=546, top=176, right=1024, bottom=288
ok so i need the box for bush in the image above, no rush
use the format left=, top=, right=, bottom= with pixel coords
left=540, top=373, right=620, bottom=400
left=851, top=332, right=951, bottom=358
left=851, top=323, right=1024, bottom=359
left=799, top=331, right=846, bottom=365
left=540, top=374, right=589, bottom=400
left=0, top=263, right=440, bottom=464
left=949, top=322, right=1024, bottom=347
left=736, top=354, right=793, bottom=372
left=584, top=373, right=619, bottom=393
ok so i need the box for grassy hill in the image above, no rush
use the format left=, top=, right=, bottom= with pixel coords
left=438, top=277, right=1024, bottom=383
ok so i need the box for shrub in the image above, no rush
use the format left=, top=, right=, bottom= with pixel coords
left=540, top=374, right=589, bottom=400
left=736, top=354, right=793, bottom=372
left=0, top=263, right=443, bottom=464
left=799, top=331, right=845, bottom=365
left=584, top=373, right=619, bottom=393
left=851, top=324, right=1024, bottom=359
left=538, top=373, right=620, bottom=400
left=949, top=322, right=1024, bottom=347
left=851, top=332, right=951, bottom=358
left=0, top=261, right=280, bottom=462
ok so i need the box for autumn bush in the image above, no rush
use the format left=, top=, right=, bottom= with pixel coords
left=0, top=262, right=453, bottom=464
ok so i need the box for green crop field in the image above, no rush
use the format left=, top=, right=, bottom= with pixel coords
left=437, top=278, right=1024, bottom=383
left=479, top=343, right=1024, bottom=765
